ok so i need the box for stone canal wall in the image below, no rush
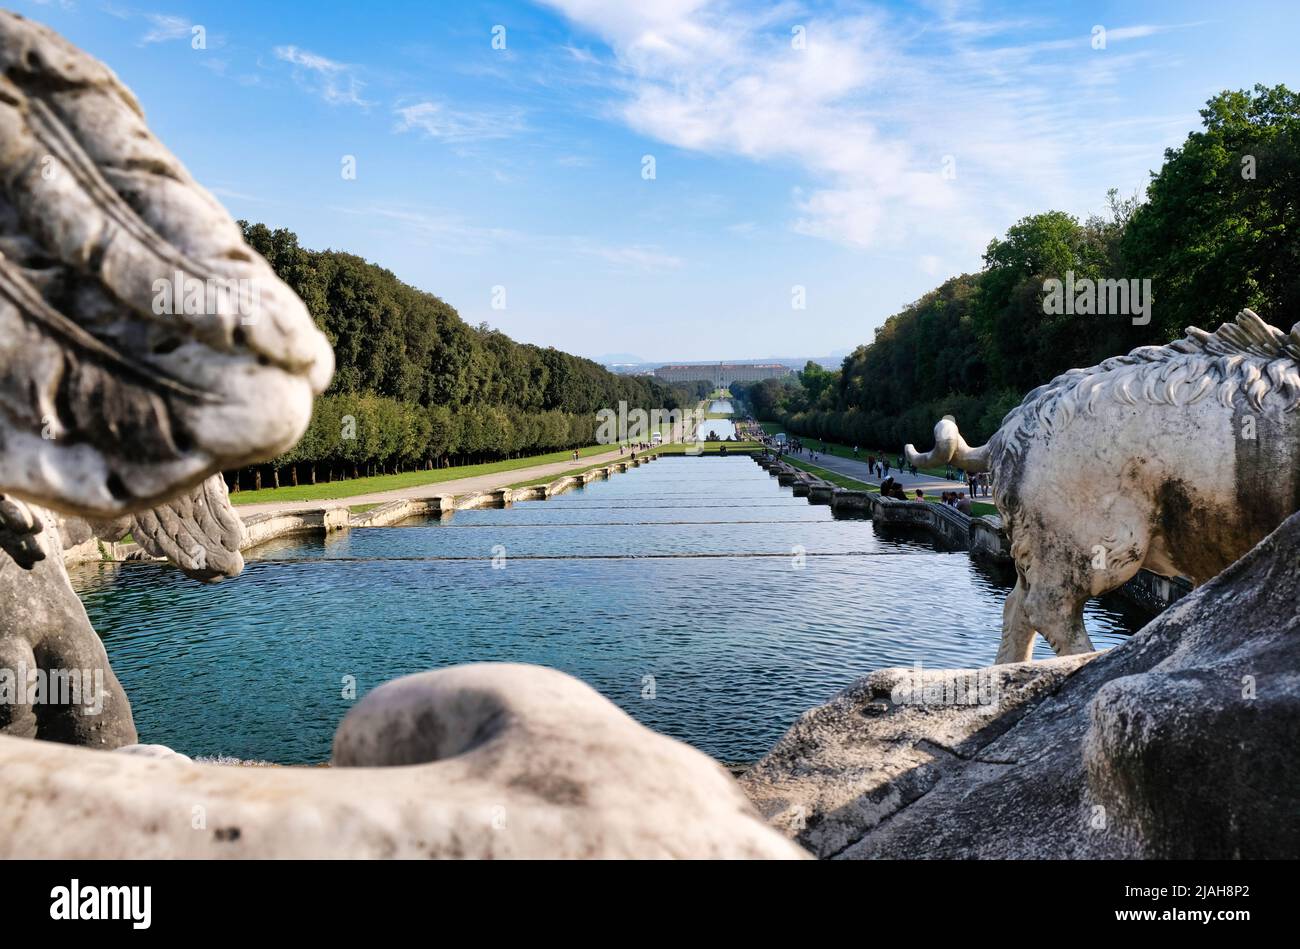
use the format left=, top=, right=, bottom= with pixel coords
left=754, top=454, right=1190, bottom=613
left=72, top=454, right=664, bottom=563
left=243, top=506, right=352, bottom=547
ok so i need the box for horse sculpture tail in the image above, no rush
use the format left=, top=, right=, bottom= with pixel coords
left=904, top=415, right=991, bottom=473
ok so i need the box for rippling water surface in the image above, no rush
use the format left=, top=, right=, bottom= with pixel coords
left=71, top=457, right=1147, bottom=763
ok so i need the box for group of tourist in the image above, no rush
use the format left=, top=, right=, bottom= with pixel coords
left=862, top=453, right=917, bottom=478
left=878, top=476, right=908, bottom=500
left=940, top=465, right=992, bottom=498
left=939, top=491, right=974, bottom=514
left=754, top=430, right=995, bottom=507
left=777, top=436, right=830, bottom=462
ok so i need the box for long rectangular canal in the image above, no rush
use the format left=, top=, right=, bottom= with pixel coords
left=70, top=456, right=1145, bottom=764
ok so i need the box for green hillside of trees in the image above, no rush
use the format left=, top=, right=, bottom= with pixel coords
left=735, top=84, right=1299, bottom=453
left=229, top=224, right=710, bottom=489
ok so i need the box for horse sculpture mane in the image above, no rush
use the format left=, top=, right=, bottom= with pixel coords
left=996, top=310, right=1300, bottom=464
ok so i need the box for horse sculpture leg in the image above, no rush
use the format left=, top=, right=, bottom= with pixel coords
left=996, top=495, right=1151, bottom=662
left=1027, top=590, right=1095, bottom=656
left=996, top=577, right=1037, bottom=664
left=999, top=543, right=1096, bottom=661
left=1019, top=546, right=1097, bottom=657
left=0, top=512, right=138, bottom=747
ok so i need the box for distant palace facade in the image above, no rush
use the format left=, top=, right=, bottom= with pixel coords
left=654, top=362, right=793, bottom=386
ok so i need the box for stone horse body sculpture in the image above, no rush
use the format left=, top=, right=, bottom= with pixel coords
left=0, top=12, right=805, bottom=858
left=907, top=309, right=1300, bottom=663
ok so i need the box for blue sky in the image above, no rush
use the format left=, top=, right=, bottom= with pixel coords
left=17, top=0, right=1299, bottom=362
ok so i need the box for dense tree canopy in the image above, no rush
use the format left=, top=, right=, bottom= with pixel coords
left=1123, top=83, right=1300, bottom=339
left=734, top=85, right=1299, bottom=454
left=230, top=224, right=709, bottom=487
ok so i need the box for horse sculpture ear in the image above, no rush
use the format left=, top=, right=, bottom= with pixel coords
left=0, top=12, right=332, bottom=520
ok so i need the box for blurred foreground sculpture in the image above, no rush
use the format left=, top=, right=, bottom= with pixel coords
left=0, top=11, right=332, bottom=518
left=0, top=12, right=804, bottom=858
left=1, top=663, right=806, bottom=858
left=907, top=309, right=1300, bottom=662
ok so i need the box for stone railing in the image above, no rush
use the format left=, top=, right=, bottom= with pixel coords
left=242, top=506, right=352, bottom=548
left=350, top=497, right=451, bottom=527
left=754, top=454, right=1188, bottom=612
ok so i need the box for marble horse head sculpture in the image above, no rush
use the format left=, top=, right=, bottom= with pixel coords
left=0, top=13, right=804, bottom=858
left=907, top=309, right=1300, bottom=664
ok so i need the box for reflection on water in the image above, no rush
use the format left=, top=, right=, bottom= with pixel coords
left=71, top=459, right=1147, bottom=764
left=704, top=399, right=736, bottom=440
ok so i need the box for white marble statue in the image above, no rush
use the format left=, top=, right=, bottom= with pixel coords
left=907, top=309, right=1300, bottom=662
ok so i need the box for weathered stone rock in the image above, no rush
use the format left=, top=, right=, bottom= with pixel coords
left=743, top=509, right=1300, bottom=859
left=1, top=664, right=808, bottom=858
left=741, top=655, right=1095, bottom=857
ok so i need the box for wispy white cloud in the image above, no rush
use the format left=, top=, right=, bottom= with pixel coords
left=335, top=204, right=682, bottom=273
left=571, top=239, right=683, bottom=273
left=538, top=0, right=1203, bottom=260
left=208, top=185, right=265, bottom=203
left=334, top=205, right=524, bottom=254
left=393, top=100, right=527, bottom=143
left=273, top=44, right=370, bottom=107
left=140, top=13, right=190, bottom=44
left=1105, top=23, right=1207, bottom=42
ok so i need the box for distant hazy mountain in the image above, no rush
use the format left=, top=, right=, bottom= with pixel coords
left=602, top=352, right=850, bottom=374
left=596, top=353, right=647, bottom=366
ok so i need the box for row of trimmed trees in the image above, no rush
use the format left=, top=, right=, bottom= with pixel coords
left=247, top=396, right=607, bottom=490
